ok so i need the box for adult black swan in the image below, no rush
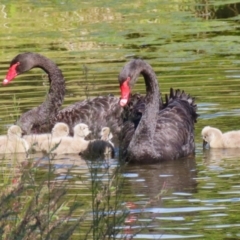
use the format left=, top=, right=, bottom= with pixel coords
left=2, top=52, right=123, bottom=140
left=118, top=59, right=198, bottom=164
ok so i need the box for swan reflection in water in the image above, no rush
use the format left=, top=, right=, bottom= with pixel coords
left=124, top=156, right=197, bottom=198
left=203, top=148, right=240, bottom=166
left=0, top=151, right=117, bottom=188
left=121, top=156, right=197, bottom=236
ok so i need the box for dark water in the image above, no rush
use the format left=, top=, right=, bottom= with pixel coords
left=1, top=0, right=240, bottom=239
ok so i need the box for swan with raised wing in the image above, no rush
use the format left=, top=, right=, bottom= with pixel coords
left=118, top=59, right=198, bottom=163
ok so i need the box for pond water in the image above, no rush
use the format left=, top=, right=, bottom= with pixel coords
left=1, top=0, right=240, bottom=239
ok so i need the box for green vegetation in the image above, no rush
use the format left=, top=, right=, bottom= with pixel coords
left=0, top=151, right=129, bottom=239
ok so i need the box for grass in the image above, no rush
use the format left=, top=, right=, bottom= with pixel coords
left=0, top=146, right=132, bottom=240
left=0, top=152, right=85, bottom=240
left=83, top=159, right=129, bottom=240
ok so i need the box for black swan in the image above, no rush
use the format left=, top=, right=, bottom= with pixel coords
left=118, top=59, right=198, bottom=163
left=2, top=52, right=123, bottom=140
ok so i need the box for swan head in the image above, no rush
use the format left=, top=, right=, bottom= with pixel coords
left=119, top=60, right=142, bottom=107
left=201, top=126, right=222, bottom=148
left=52, top=122, right=69, bottom=137
left=100, top=127, right=113, bottom=141
left=118, top=59, right=154, bottom=107
left=74, top=123, right=91, bottom=138
left=7, top=125, right=23, bottom=138
left=119, top=77, right=131, bottom=107
left=3, top=52, right=38, bottom=85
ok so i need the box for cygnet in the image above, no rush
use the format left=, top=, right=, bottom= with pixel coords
left=24, top=122, right=69, bottom=151
left=41, top=123, right=91, bottom=154
left=202, top=126, right=240, bottom=148
left=0, top=125, right=29, bottom=153
left=100, top=127, right=114, bottom=147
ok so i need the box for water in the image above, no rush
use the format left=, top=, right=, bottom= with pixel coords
left=1, top=0, right=240, bottom=239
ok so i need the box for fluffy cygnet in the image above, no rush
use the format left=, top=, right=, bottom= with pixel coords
left=201, top=126, right=240, bottom=148
left=51, top=122, right=70, bottom=137
left=81, top=140, right=115, bottom=159
left=24, top=122, right=69, bottom=151
left=80, top=127, right=115, bottom=159
left=0, top=125, right=29, bottom=153
left=100, top=127, right=114, bottom=147
left=41, top=123, right=91, bottom=154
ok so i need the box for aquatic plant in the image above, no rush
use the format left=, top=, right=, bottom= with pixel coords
left=0, top=152, right=85, bottom=239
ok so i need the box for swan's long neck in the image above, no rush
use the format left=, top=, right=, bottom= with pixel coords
left=142, top=68, right=161, bottom=108
left=37, top=56, right=65, bottom=119
left=18, top=55, right=65, bottom=134
left=129, top=62, right=161, bottom=158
